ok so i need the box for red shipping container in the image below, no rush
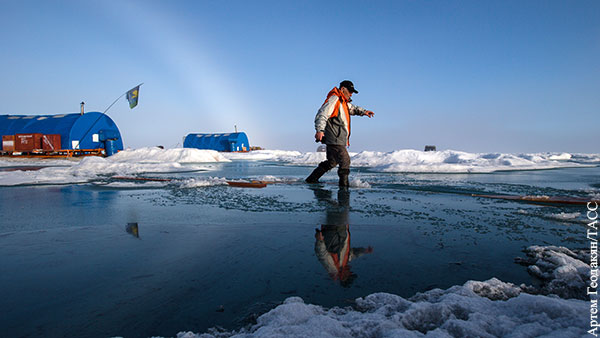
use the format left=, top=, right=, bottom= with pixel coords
left=42, top=134, right=61, bottom=151
left=2, top=135, right=15, bottom=151
left=15, top=133, right=43, bottom=151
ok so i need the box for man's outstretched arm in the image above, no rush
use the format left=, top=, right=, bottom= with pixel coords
left=348, top=103, right=374, bottom=118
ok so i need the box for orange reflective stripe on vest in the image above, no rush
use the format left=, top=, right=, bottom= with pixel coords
left=324, top=87, right=351, bottom=145
left=327, top=226, right=352, bottom=279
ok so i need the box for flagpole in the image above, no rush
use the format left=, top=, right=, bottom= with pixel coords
left=77, top=83, right=143, bottom=151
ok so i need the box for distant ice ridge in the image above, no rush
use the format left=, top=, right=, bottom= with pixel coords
left=223, top=149, right=600, bottom=173
left=172, top=245, right=588, bottom=338
left=0, top=148, right=229, bottom=186
left=350, top=150, right=595, bottom=173
left=223, top=150, right=304, bottom=161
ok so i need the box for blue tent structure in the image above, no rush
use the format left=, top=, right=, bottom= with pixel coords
left=0, top=112, right=124, bottom=155
left=183, top=132, right=249, bottom=152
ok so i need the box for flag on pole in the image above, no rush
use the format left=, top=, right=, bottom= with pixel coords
left=126, top=85, right=140, bottom=109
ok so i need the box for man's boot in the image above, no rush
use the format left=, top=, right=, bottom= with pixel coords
left=338, top=168, right=350, bottom=187
left=306, top=162, right=330, bottom=183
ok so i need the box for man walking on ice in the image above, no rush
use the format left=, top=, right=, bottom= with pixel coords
left=306, top=80, right=375, bottom=187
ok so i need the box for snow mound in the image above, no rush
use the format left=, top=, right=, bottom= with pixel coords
left=515, top=245, right=590, bottom=299
left=175, top=278, right=586, bottom=338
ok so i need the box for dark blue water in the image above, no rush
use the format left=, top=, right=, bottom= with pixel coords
left=0, top=162, right=597, bottom=337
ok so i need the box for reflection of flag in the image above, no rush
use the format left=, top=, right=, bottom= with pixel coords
left=126, top=85, right=140, bottom=109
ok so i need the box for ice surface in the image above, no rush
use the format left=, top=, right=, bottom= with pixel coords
left=223, top=149, right=599, bottom=173
left=0, top=148, right=229, bottom=186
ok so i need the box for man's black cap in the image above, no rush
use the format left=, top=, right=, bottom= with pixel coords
left=339, top=80, right=358, bottom=94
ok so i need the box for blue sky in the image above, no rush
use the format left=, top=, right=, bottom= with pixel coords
left=0, top=0, right=598, bottom=153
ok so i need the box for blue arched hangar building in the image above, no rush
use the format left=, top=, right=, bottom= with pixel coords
left=183, top=132, right=249, bottom=152
left=0, top=112, right=124, bottom=156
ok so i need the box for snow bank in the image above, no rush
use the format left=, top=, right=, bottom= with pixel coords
left=223, top=149, right=599, bottom=173
left=0, top=148, right=229, bottom=186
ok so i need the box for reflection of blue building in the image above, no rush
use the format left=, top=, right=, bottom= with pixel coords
left=183, top=132, right=250, bottom=152
left=0, top=112, right=124, bottom=156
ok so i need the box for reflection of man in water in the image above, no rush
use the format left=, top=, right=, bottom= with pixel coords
left=312, top=187, right=373, bottom=287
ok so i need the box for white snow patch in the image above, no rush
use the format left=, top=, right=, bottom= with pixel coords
left=549, top=212, right=581, bottom=220
left=349, top=178, right=371, bottom=188
left=548, top=153, right=572, bottom=160
left=178, top=177, right=228, bottom=188
left=0, top=148, right=228, bottom=186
